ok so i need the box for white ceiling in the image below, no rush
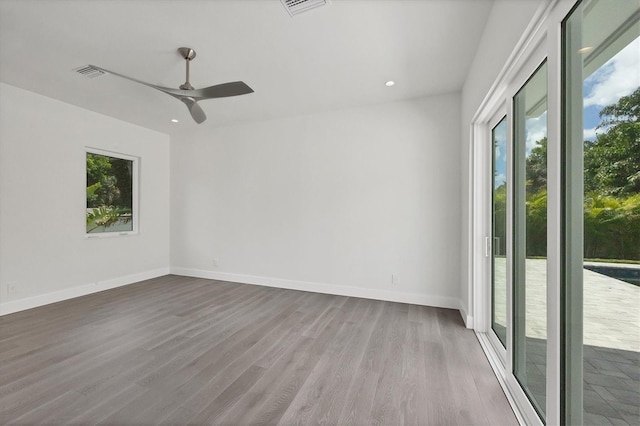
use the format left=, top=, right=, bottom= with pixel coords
left=0, top=0, right=494, bottom=135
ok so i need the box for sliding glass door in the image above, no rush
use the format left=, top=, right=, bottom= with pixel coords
left=492, top=117, right=508, bottom=348
left=474, top=1, right=639, bottom=423
left=513, top=62, right=548, bottom=420
left=563, top=1, right=640, bottom=424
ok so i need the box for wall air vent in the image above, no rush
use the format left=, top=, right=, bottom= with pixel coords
left=280, top=0, right=327, bottom=17
left=74, top=65, right=105, bottom=79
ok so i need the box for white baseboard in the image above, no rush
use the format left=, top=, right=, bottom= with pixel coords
left=459, top=303, right=474, bottom=329
left=170, top=267, right=461, bottom=310
left=0, top=267, right=170, bottom=316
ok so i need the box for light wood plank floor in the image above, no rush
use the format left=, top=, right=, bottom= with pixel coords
left=0, top=275, right=517, bottom=425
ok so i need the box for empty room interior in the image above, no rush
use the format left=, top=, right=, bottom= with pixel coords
left=1, top=0, right=638, bottom=425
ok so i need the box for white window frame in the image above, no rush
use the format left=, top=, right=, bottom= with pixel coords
left=85, top=147, right=140, bottom=238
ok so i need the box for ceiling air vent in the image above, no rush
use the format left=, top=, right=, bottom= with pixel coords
left=74, top=65, right=105, bottom=79
left=280, top=0, right=327, bottom=17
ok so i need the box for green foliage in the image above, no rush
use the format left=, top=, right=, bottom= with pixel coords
left=109, top=158, right=133, bottom=209
left=514, top=87, right=640, bottom=260
left=583, top=193, right=640, bottom=260
left=598, top=88, right=639, bottom=127
left=86, top=153, right=132, bottom=209
left=493, top=183, right=507, bottom=256
left=86, top=206, right=132, bottom=233
left=86, top=152, right=133, bottom=232
left=585, top=87, right=640, bottom=196
left=582, top=88, right=640, bottom=260
left=86, top=182, right=101, bottom=206
left=526, top=137, right=547, bottom=194
left=86, top=153, right=111, bottom=184
left=526, top=189, right=547, bottom=256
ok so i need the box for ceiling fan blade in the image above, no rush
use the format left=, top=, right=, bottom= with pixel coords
left=194, top=81, right=254, bottom=99
left=86, top=64, right=250, bottom=123
left=90, top=66, right=252, bottom=100
left=181, top=97, right=207, bottom=124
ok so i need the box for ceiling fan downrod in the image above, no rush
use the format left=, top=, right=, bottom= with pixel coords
left=178, top=47, right=196, bottom=91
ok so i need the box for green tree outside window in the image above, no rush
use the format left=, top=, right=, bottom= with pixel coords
left=86, top=152, right=134, bottom=234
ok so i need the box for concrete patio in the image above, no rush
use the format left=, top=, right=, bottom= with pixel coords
left=493, top=258, right=639, bottom=424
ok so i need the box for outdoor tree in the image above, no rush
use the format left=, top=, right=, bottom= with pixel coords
left=520, top=87, right=640, bottom=260
left=526, top=137, right=547, bottom=195
left=582, top=87, right=640, bottom=259
left=86, top=153, right=133, bottom=233
left=584, top=87, right=640, bottom=196
left=86, top=153, right=121, bottom=208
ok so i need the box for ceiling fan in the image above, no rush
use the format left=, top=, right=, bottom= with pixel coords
left=87, top=47, right=254, bottom=124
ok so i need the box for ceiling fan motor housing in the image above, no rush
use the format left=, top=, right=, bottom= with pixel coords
left=179, top=47, right=196, bottom=90
left=178, top=47, right=196, bottom=61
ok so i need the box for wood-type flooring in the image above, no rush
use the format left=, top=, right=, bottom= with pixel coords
left=0, top=275, right=517, bottom=425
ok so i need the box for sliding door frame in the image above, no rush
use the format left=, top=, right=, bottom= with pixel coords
left=470, top=0, right=577, bottom=424
left=488, top=108, right=509, bottom=365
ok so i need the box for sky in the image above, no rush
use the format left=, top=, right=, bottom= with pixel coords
left=583, top=36, right=640, bottom=141
left=493, top=36, right=640, bottom=188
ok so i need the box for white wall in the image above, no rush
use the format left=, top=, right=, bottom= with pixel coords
left=171, top=94, right=462, bottom=308
left=0, top=83, right=170, bottom=314
left=459, top=0, right=545, bottom=322
left=0, top=2, right=544, bottom=317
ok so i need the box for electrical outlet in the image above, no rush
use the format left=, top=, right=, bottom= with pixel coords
left=211, top=258, right=219, bottom=267
left=7, top=281, right=18, bottom=294
left=391, top=274, right=399, bottom=286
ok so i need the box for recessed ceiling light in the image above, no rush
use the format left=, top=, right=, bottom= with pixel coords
left=171, top=119, right=179, bottom=123
left=578, top=46, right=593, bottom=54
left=385, top=80, right=395, bottom=87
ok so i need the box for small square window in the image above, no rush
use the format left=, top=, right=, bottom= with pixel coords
left=86, top=149, right=138, bottom=236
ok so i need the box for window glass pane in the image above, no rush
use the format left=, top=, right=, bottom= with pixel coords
left=86, top=152, right=134, bottom=234
left=563, top=1, right=639, bottom=424
left=492, top=117, right=508, bottom=347
left=513, top=61, right=547, bottom=419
